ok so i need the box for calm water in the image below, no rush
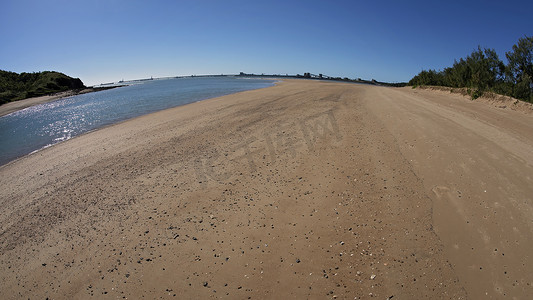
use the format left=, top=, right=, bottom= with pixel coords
left=0, top=77, right=274, bottom=165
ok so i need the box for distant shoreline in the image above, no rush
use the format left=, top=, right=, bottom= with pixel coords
left=0, top=86, right=124, bottom=117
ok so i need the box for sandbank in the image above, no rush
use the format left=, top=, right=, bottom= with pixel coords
left=0, top=86, right=122, bottom=117
left=1, top=79, right=532, bottom=298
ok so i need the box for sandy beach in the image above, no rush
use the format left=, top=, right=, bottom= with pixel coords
left=1, top=79, right=532, bottom=299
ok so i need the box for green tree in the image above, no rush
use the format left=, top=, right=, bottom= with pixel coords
left=465, top=47, right=504, bottom=92
left=0, top=70, right=85, bottom=104
left=505, top=36, right=533, bottom=101
left=506, top=36, right=533, bottom=82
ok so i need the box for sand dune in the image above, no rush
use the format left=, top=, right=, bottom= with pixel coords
left=1, top=80, right=532, bottom=299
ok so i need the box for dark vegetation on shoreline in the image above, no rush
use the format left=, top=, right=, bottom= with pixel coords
left=236, top=72, right=407, bottom=87
left=0, top=70, right=86, bottom=105
left=409, top=36, right=533, bottom=102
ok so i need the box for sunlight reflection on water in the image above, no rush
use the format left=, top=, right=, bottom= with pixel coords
left=0, top=77, right=273, bottom=165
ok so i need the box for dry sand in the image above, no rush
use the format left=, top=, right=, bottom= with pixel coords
left=0, top=80, right=532, bottom=299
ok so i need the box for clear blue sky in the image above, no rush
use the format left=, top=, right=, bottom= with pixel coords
left=1, top=0, right=532, bottom=86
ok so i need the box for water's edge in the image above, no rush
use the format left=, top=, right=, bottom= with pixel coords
left=0, top=78, right=277, bottom=167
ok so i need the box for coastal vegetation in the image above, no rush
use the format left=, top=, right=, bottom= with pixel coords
left=0, top=70, right=85, bottom=105
left=237, top=72, right=406, bottom=87
left=409, top=36, right=533, bottom=102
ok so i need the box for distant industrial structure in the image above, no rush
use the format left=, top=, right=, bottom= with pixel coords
left=98, top=72, right=406, bottom=88
left=237, top=72, right=404, bottom=86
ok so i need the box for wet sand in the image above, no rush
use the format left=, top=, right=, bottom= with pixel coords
left=1, top=80, right=532, bottom=299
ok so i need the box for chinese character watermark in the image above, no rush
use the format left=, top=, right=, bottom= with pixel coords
left=193, top=109, right=342, bottom=188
